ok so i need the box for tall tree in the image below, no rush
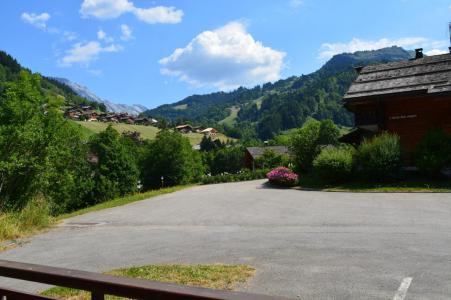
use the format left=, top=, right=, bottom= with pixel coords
left=89, top=125, right=139, bottom=203
left=141, top=130, right=204, bottom=189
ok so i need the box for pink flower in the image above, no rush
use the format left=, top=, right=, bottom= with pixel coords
left=266, top=167, right=298, bottom=187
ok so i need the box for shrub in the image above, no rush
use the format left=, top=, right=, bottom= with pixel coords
left=255, top=149, right=288, bottom=169
left=200, top=169, right=268, bottom=185
left=290, top=119, right=339, bottom=172
left=266, top=167, right=298, bottom=187
left=415, top=130, right=451, bottom=177
left=358, top=132, right=401, bottom=181
left=313, top=146, right=354, bottom=182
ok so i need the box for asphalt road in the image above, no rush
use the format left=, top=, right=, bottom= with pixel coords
left=1, top=180, right=451, bottom=299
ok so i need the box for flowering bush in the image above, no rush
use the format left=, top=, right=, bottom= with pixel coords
left=266, top=167, right=298, bottom=187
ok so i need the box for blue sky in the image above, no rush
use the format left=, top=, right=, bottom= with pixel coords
left=1, top=0, right=451, bottom=109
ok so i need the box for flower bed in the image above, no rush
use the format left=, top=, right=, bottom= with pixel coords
left=266, top=167, right=298, bottom=187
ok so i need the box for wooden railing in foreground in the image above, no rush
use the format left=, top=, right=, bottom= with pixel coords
left=0, top=260, right=291, bottom=300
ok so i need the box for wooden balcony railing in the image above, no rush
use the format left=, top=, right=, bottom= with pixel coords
left=0, top=260, right=291, bottom=300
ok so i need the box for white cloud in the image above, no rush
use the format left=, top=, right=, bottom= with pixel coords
left=133, top=6, right=183, bottom=24
left=59, top=41, right=122, bottom=67
left=80, top=0, right=183, bottom=24
left=21, top=12, right=50, bottom=29
left=62, top=31, right=78, bottom=41
left=289, top=0, right=303, bottom=8
left=318, top=37, right=448, bottom=59
left=424, top=49, right=448, bottom=56
left=97, top=29, right=106, bottom=40
left=80, top=0, right=133, bottom=19
left=120, top=24, right=133, bottom=41
left=159, top=21, right=286, bottom=90
left=97, top=29, right=114, bottom=42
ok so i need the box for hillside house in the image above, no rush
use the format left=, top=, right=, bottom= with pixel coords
left=119, top=114, right=135, bottom=124
left=65, top=109, right=81, bottom=120
left=200, top=127, right=218, bottom=137
left=175, top=124, right=193, bottom=133
left=341, top=48, right=451, bottom=151
left=82, top=110, right=98, bottom=122
left=244, top=146, right=289, bottom=169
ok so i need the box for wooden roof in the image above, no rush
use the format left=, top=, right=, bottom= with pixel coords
left=246, top=146, right=289, bottom=159
left=344, top=52, right=451, bottom=102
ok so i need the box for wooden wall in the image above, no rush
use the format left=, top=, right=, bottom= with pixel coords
left=383, top=94, right=451, bottom=150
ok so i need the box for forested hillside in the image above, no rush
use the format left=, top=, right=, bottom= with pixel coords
left=0, top=50, right=106, bottom=111
left=145, top=46, right=413, bottom=139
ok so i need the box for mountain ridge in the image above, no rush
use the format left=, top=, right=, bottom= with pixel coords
left=144, top=46, right=413, bottom=139
left=52, top=77, right=148, bottom=115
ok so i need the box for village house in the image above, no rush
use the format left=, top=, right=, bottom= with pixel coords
left=175, top=124, right=193, bottom=133
left=244, top=146, right=289, bottom=170
left=82, top=110, right=98, bottom=122
left=341, top=48, right=451, bottom=151
left=200, top=127, right=218, bottom=137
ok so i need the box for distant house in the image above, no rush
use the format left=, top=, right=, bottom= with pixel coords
left=65, top=109, right=81, bottom=120
left=119, top=114, right=135, bottom=124
left=341, top=48, right=451, bottom=151
left=134, top=117, right=157, bottom=126
left=175, top=124, right=193, bottom=133
left=134, top=117, right=151, bottom=126
left=200, top=127, right=218, bottom=137
left=82, top=110, right=98, bottom=122
left=244, top=146, right=289, bottom=169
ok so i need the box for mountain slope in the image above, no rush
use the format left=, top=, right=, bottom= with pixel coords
left=145, top=46, right=413, bottom=139
left=52, top=77, right=147, bottom=115
left=0, top=50, right=106, bottom=111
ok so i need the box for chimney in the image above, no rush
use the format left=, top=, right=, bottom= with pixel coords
left=415, top=48, right=423, bottom=59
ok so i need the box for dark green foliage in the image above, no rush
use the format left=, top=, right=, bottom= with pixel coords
left=289, top=119, right=340, bottom=172
left=209, top=147, right=244, bottom=175
left=141, top=130, right=204, bottom=189
left=358, top=132, right=401, bottom=181
left=0, top=50, right=106, bottom=112
left=255, top=149, right=288, bottom=169
left=200, top=169, right=268, bottom=185
left=415, top=130, right=451, bottom=177
left=0, top=71, right=93, bottom=212
left=313, top=146, right=354, bottom=182
left=200, top=136, right=223, bottom=152
left=89, top=125, right=139, bottom=204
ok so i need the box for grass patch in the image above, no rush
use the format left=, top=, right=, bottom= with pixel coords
left=0, top=198, right=54, bottom=243
left=219, top=106, right=240, bottom=126
left=58, top=185, right=192, bottom=220
left=173, top=104, right=188, bottom=110
left=298, top=174, right=451, bottom=192
left=73, top=121, right=160, bottom=140
left=73, top=121, right=234, bottom=146
left=42, top=264, right=255, bottom=299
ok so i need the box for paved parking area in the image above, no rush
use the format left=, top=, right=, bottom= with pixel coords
left=1, top=180, right=451, bottom=299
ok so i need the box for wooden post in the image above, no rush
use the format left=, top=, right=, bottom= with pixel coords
left=91, top=291, right=104, bottom=300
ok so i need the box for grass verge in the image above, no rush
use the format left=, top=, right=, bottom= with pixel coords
left=0, top=198, right=54, bottom=244
left=58, top=185, right=191, bottom=220
left=298, top=175, right=451, bottom=192
left=42, top=264, right=255, bottom=299
left=0, top=185, right=192, bottom=245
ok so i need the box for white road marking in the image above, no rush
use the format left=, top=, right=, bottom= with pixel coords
left=393, top=277, right=413, bottom=300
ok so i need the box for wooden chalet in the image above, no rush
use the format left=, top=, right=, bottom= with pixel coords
left=175, top=124, right=193, bottom=133
left=341, top=48, right=451, bottom=151
left=200, top=127, right=218, bottom=136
